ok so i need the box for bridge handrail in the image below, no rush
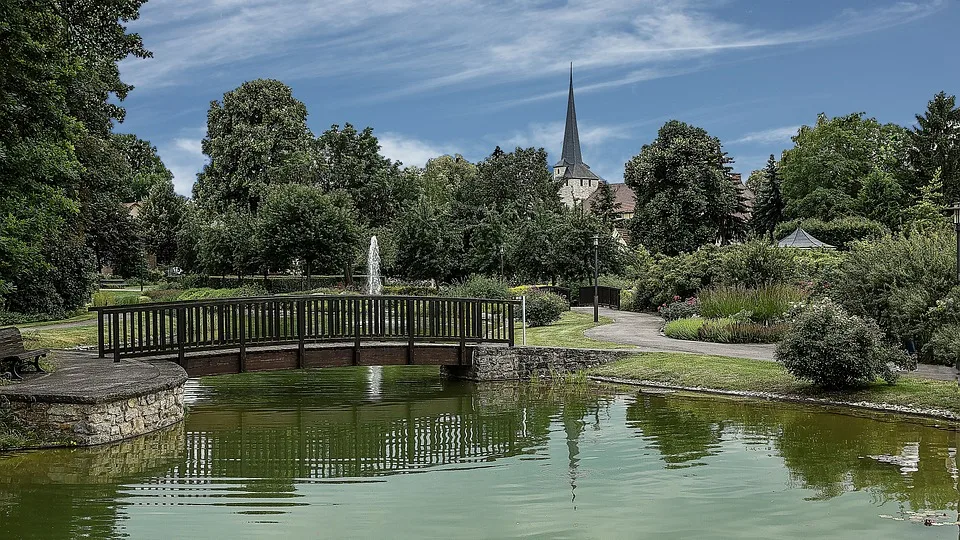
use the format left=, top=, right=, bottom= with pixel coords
left=91, top=294, right=519, bottom=364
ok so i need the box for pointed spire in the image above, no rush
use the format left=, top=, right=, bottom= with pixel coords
left=559, top=63, right=583, bottom=166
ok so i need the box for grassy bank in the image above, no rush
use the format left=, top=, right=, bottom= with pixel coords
left=591, top=353, right=960, bottom=417
left=522, top=311, right=628, bottom=349
left=21, top=327, right=98, bottom=350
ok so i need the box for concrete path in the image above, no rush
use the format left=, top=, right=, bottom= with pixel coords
left=575, top=307, right=777, bottom=361
left=574, top=307, right=960, bottom=382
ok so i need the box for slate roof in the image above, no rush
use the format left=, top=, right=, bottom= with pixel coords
left=584, top=182, right=636, bottom=214
left=555, top=64, right=583, bottom=168
left=778, top=227, right=835, bottom=249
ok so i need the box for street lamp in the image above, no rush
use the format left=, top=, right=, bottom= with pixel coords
left=592, top=233, right=600, bottom=323
left=950, top=202, right=960, bottom=284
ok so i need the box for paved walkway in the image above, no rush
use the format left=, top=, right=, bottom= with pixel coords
left=0, top=351, right=186, bottom=404
left=574, top=307, right=959, bottom=382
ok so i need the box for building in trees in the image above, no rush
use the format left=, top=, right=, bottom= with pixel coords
left=555, top=67, right=604, bottom=207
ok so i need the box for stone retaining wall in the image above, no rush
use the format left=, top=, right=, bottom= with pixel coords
left=5, top=384, right=185, bottom=447
left=442, top=346, right=635, bottom=381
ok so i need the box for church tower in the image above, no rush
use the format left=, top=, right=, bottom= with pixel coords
left=556, top=65, right=602, bottom=207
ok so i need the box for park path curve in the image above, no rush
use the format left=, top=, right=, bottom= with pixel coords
left=575, top=307, right=776, bottom=361
left=574, top=307, right=958, bottom=382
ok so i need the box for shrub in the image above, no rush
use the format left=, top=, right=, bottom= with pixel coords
left=658, top=297, right=700, bottom=321
left=928, top=323, right=960, bottom=368
left=717, top=241, right=797, bottom=287
left=664, top=317, right=704, bottom=340
left=174, top=284, right=267, bottom=302
left=776, top=300, right=907, bottom=388
left=445, top=275, right=511, bottom=300
left=524, top=291, right=569, bottom=327
left=830, top=229, right=955, bottom=361
left=629, top=245, right=722, bottom=310
left=774, top=217, right=887, bottom=250
left=143, top=289, right=183, bottom=303
left=699, top=284, right=805, bottom=323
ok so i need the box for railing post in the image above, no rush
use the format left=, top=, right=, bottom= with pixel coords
left=407, top=298, right=415, bottom=365
left=238, top=301, right=246, bottom=372
left=297, top=298, right=306, bottom=369
left=176, top=307, right=185, bottom=367
left=508, top=302, right=515, bottom=347
left=458, top=300, right=465, bottom=365
left=353, top=297, right=361, bottom=365
left=97, top=310, right=105, bottom=359
left=111, top=311, right=120, bottom=364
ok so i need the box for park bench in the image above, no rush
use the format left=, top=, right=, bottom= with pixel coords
left=0, top=328, right=48, bottom=380
left=99, top=278, right=126, bottom=289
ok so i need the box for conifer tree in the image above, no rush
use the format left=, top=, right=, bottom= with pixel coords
left=751, top=155, right=785, bottom=242
left=591, top=181, right=620, bottom=231
left=910, top=91, right=960, bottom=203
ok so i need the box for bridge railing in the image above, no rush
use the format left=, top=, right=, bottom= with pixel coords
left=91, top=295, right=519, bottom=363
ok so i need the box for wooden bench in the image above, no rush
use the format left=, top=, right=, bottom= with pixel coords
left=0, top=328, right=48, bottom=380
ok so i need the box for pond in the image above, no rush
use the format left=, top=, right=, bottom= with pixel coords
left=1, top=367, right=959, bottom=539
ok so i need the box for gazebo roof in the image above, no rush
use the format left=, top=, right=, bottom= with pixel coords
left=777, top=227, right=835, bottom=250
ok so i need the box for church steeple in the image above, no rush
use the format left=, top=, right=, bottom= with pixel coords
left=559, top=63, right=583, bottom=166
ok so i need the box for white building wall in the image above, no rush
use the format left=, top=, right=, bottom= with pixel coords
left=559, top=175, right=600, bottom=207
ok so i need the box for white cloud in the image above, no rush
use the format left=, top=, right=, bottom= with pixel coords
left=158, top=133, right=207, bottom=196
left=729, top=126, right=801, bottom=145
left=122, top=0, right=944, bottom=101
left=377, top=133, right=458, bottom=168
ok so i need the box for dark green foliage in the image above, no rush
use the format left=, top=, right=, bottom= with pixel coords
left=663, top=317, right=788, bottom=344
left=716, top=241, right=796, bottom=288
left=625, top=120, right=741, bottom=255
left=193, top=79, right=315, bottom=213
left=910, top=92, right=960, bottom=202
left=774, top=217, right=887, bottom=250
left=197, top=210, right=260, bottom=278
left=393, top=198, right=461, bottom=282
left=590, top=181, right=620, bottom=231
left=780, top=113, right=913, bottom=222
left=777, top=300, right=905, bottom=388
left=855, top=170, right=907, bottom=230
left=524, top=291, right=569, bottom=327
left=316, top=123, right=409, bottom=227
left=257, top=184, right=361, bottom=276
left=750, top=155, right=785, bottom=240
left=445, top=275, right=511, bottom=300
left=828, top=229, right=955, bottom=357
left=139, top=179, right=187, bottom=265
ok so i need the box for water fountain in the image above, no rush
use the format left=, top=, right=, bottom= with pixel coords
left=367, top=236, right=382, bottom=296
left=366, top=235, right=383, bottom=398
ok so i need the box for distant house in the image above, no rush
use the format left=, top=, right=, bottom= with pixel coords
left=124, top=201, right=142, bottom=218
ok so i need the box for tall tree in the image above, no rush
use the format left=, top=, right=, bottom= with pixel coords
left=139, top=179, right=187, bottom=265
left=780, top=113, right=913, bottom=221
left=393, top=198, right=461, bottom=282
left=194, top=79, right=315, bottom=213
left=625, top=120, right=739, bottom=255
left=910, top=91, right=960, bottom=203
left=751, top=155, right=785, bottom=241
left=256, top=184, right=361, bottom=277
left=315, top=123, right=407, bottom=227
left=590, top=181, right=620, bottom=232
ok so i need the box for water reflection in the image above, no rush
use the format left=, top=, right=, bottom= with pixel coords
left=0, top=369, right=958, bottom=539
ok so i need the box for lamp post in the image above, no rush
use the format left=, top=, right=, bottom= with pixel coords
left=950, top=202, right=960, bottom=285
left=592, top=233, right=600, bottom=323
left=947, top=203, right=960, bottom=388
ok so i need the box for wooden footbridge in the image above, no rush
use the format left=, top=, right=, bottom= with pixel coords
left=92, top=295, right=518, bottom=377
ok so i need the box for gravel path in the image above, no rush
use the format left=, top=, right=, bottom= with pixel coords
left=575, top=307, right=960, bottom=382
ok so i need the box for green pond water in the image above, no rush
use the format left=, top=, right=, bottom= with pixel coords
left=2, top=367, right=960, bottom=539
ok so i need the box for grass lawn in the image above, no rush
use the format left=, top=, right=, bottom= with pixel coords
left=15, top=311, right=96, bottom=328
left=592, top=352, right=960, bottom=417
left=20, top=326, right=99, bottom=350
left=521, top=311, right=631, bottom=349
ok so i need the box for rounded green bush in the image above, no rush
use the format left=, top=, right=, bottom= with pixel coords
left=524, top=291, right=569, bottom=327
left=776, top=300, right=906, bottom=388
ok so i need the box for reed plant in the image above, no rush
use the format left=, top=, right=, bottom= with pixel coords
left=699, top=284, right=805, bottom=323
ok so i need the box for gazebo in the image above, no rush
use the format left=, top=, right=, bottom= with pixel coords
left=777, top=227, right=835, bottom=250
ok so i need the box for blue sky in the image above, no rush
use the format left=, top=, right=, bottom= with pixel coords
left=115, top=0, right=960, bottom=196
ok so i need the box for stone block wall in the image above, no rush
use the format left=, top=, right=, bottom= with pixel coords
left=7, top=385, right=185, bottom=447
left=442, top=346, right=635, bottom=381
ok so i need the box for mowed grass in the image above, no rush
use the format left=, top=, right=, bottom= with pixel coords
left=521, top=311, right=631, bottom=349
left=20, top=326, right=99, bottom=350
left=592, top=353, right=960, bottom=416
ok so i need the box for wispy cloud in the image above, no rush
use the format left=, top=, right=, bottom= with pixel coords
left=377, top=132, right=459, bottom=168
left=729, top=125, right=801, bottom=145
left=122, top=0, right=945, bottom=101
left=503, top=121, right=633, bottom=158
left=156, top=127, right=207, bottom=196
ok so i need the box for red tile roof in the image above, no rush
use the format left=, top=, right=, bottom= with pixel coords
left=584, top=182, right=636, bottom=214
